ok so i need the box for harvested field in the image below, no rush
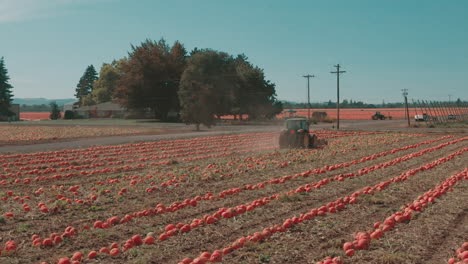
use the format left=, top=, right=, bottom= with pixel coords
left=0, top=130, right=466, bottom=264
left=0, top=126, right=162, bottom=145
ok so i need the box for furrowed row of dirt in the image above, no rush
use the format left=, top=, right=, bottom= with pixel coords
left=1, top=133, right=466, bottom=264
left=0, top=134, right=278, bottom=186
left=19, top=135, right=438, bottom=231
left=146, top=141, right=468, bottom=264
left=24, top=137, right=465, bottom=264
left=142, top=136, right=465, bottom=242
left=1, top=134, right=421, bottom=224
left=0, top=133, right=408, bottom=191
left=357, top=174, right=467, bottom=264
left=189, top=148, right=468, bottom=264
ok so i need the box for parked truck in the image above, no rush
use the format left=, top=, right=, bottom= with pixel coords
left=414, top=113, right=433, bottom=121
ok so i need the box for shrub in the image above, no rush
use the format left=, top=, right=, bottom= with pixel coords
left=64, top=110, right=75, bottom=120
left=49, top=102, right=61, bottom=120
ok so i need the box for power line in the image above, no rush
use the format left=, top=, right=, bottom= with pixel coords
left=330, top=64, right=346, bottom=130
left=302, top=74, right=315, bottom=120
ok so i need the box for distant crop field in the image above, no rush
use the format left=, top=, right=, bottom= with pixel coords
left=0, top=126, right=158, bottom=144
left=21, top=109, right=413, bottom=121
left=217, top=108, right=421, bottom=120
left=0, top=131, right=466, bottom=264
left=278, top=108, right=418, bottom=120
left=20, top=112, right=51, bottom=120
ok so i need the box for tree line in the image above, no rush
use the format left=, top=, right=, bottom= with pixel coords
left=282, top=100, right=402, bottom=109
left=282, top=98, right=466, bottom=109
left=74, top=38, right=283, bottom=129
left=19, top=104, right=58, bottom=112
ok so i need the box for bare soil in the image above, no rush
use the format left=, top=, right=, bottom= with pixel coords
left=0, top=128, right=466, bottom=264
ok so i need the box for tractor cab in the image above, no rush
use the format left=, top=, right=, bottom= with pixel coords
left=286, top=118, right=309, bottom=132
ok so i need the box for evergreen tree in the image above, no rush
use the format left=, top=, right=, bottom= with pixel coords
left=0, top=57, right=14, bottom=117
left=189, top=47, right=201, bottom=56
left=49, top=102, right=61, bottom=120
left=75, top=65, right=98, bottom=105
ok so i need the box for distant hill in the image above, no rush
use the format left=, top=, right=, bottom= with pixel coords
left=13, top=98, right=76, bottom=106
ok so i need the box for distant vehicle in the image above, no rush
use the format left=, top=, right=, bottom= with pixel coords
left=414, top=113, right=434, bottom=121
left=371, top=111, right=391, bottom=120
left=447, top=114, right=458, bottom=120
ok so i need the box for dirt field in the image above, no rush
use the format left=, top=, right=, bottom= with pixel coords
left=1, top=119, right=465, bottom=153
left=0, top=125, right=466, bottom=264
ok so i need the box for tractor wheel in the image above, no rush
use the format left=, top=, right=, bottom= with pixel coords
left=303, top=133, right=310, bottom=148
left=279, top=132, right=288, bottom=148
left=309, top=134, right=318, bottom=148
left=291, top=134, right=300, bottom=148
left=289, top=134, right=301, bottom=148
left=286, top=134, right=294, bottom=148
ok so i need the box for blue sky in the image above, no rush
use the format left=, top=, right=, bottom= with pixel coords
left=1, top=0, right=467, bottom=103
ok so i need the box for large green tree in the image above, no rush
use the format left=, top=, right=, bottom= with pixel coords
left=90, top=59, right=125, bottom=104
left=0, top=57, right=14, bottom=117
left=75, top=65, right=98, bottom=106
left=234, top=54, right=282, bottom=119
left=179, top=49, right=238, bottom=130
left=116, top=38, right=187, bottom=120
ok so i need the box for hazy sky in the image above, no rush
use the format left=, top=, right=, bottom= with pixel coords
left=1, top=0, right=467, bottom=103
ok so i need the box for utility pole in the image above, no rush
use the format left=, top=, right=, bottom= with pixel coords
left=331, top=64, right=346, bottom=130
left=448, top=94, right=452, bottom=103
left=401, top=89, right=410, bottom=127
left=303, top=74, right=315, bottom=120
